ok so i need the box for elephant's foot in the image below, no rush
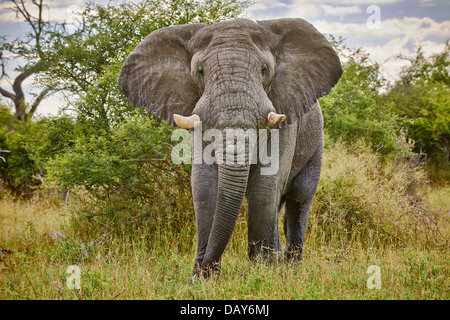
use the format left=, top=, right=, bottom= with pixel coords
left=192, top=260, right=203, bottom=279
left=248, top=242, right=282, bottom=264
left=191, top=261, right=221, bottom=280
left=284, top=244, right=303, bottom=262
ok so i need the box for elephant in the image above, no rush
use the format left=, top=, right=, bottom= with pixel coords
left=119, top=18, right=342, bottom=277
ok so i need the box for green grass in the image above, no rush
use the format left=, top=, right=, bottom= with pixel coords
left=1, top=141, right=448, bottom=300
left=0, top=197, right=448, bottom=300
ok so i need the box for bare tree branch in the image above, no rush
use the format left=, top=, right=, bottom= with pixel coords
left=11, top=0, right=46, bottom=54
left=1, top=0, right=50, bottom=121
left=28, top=86, right=50, bottom=116
left=0, top=86, right=18, bottom=104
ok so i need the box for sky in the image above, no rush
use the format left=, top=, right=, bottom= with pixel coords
left=247, top=0, right=450, bottom=82
left=0, top=0, right=449, bottom=117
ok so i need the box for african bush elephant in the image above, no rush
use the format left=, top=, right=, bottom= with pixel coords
left=119, top=18, right=342, bottom=277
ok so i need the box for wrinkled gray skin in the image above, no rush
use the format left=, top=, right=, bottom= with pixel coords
left=119, top=18, right=342, bottom=277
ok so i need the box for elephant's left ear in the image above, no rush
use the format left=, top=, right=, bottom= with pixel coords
left=257, top=18, right=342, bottom=126
left=119, top=23, right=206, bottom=127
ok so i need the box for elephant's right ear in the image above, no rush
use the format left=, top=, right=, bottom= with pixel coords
left=119, top=23, right=206, bottom=127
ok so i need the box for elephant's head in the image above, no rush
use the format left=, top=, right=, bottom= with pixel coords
left=119, top=18, right=342, bottom=275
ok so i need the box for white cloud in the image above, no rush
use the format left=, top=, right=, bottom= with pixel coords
left=419, top=0, right=436, bottom=6
left=248, top=0, right=406, bottom=20
left=249, top=0, right=289, bottom=11
left=315, top=0, right=401, bottom=3
left=245, top=1, right=448, bottom=83
left=0, top=73, right=35, bottom=88
left=312, top=16, right=450, bottom=41
left=321, top=4, right=362, bottom=16
left=250, top=0, right=379, bottom=20
left=34, top=92, right=68, bottom=117
left=363, top=39, right=447, bottom=83
left=293, top=15, right=449, bottom=82
left=0, top=0, right=86, bottom=22
left=248, top=0, right=322, bottom=20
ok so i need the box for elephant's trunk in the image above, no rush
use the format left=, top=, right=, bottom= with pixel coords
left=201, top=162, right=251, bottom=276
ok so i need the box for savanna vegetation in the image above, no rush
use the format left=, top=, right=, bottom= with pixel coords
left=0, top=0, right=448, bottom=300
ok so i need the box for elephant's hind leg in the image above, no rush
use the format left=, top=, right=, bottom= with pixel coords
left=284, top=141, right=323, bottom=261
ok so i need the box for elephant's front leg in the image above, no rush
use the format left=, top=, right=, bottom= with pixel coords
left=191, top=163, right=218, bottom=276
left=246, top=176, right=283, bottom=262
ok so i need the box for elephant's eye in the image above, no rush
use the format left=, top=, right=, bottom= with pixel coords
left=197, top=65, right=204, bottom=76
left=261, top=63, right=269, bottom=76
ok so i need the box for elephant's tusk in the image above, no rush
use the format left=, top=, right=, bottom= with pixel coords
left=267, top=111, right=286, bottom=125
left=173, top=114, right=201, bottom=129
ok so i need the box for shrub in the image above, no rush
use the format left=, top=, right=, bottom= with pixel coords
left=384, top=43, right=450, bottom=182
left=308, top=137, right=448, bottom=249
left=0, top=104, right=77, bottom=198
left=0, top=106, right=47, bottom=197
left=320, top=49, right=414, bottom=160
left=45, top=111, right=194, bottom=243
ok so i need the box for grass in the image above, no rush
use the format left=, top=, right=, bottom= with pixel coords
left=424, top=184, right=450, bottom=213
left=1, top=140, right=448, bottom=300
left=0, top=197, right=448, bottom=300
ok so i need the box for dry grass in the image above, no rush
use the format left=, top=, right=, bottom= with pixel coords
left=311, top=140, right=449, bottom=248
left=1, top=140, right=448, bottom=300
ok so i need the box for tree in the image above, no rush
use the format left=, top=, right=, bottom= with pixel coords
left=319, top=45, right=413, bottom=158
left=386, top=42, right=450, bottom=161
left=0, top=0, right=252, bottom=197
left=0, top=0, right=51, bottom=121
left=39, top=0, right=251, bottom=131
left=44, top=0, right=252, bottom=224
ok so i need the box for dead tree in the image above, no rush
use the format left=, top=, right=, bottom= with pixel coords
left=0, top=0, right=51, bottom=121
